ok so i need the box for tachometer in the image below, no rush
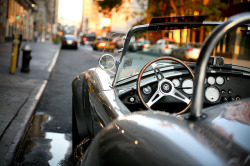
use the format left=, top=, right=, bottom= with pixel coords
left=205, top=86, right=220, bottom=102
left=182, top=79, right=193, bottom=94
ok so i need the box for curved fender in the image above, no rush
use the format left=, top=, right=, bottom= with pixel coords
left=72, top=72, right=93, bottom=139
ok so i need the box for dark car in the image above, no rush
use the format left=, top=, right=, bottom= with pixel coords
left=61, top=35, right=78, bottom=49
left=72, top=13, right=250, bottom=165
left=79, top=32, right=96, bottom=46
left=79, top=33, right=87, bottom=45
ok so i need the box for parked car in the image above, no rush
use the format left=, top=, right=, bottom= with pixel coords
left=61, top=35, right=78, bottom=49
left=92, top=37, right=115, bottom=51
left=128, top=41, right=141, bottom=51
left=72, top=13, right=250, bottom=166
left=153, top=39, right=178, bottom=55
left=139, top=39, right=152, bottom=51
left=171, top=42, right=202, bottom=61
left=128, top=39, right=152, bottom=52
left=113, top=36, right=124, bottom=49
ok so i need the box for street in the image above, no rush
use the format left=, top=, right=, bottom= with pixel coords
left=12, top=44, right=103, bottom=165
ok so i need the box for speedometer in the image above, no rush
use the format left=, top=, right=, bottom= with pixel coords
left=205, top=86, right=220, bottom=102
left=182, top=79, right=193, bottom=94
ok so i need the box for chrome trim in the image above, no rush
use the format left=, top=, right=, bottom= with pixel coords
left=113, top=22, right=223, bottom=87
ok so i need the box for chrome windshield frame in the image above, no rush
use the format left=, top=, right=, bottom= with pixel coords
left=112, top=21, right=223, bottom=87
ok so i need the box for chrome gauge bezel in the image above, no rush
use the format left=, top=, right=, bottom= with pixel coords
left=142, top=85, right=152, bottom=95
left=216, top=76, right=224, bottom=85
left=172, top=78, right=180, bottom=87
left=207, top=76, right=215, bottom=85
left=205, top=86, right=220, bottom=102
left=182, top=79, right=193, bottom=95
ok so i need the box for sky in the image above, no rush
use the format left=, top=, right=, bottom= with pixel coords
left=58, top=0, right=83, bottom=27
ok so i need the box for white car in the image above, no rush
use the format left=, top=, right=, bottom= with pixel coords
left=153, top=39, right=178, bottom=55
left=171, top=42, right=202, bottom=61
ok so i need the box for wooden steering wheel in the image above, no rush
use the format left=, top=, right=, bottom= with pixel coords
left=136, top=57, right=194, bottom=115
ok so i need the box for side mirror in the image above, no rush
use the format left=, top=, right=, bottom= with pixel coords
left=99, top=54, right=115, bottom=70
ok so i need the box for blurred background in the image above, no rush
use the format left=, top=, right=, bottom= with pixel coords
left=0, top=0, right=250, bottom=44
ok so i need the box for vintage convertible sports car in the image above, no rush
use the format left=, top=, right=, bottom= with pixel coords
left=72, top=12, right=250, bottom=165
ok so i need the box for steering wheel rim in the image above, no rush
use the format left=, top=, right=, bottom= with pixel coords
left=137, top=56, right=194, bottom=115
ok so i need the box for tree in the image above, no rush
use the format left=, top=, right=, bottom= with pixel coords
left=96, top=0, right=123, bottom=17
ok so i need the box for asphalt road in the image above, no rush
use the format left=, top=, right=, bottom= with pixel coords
left=12, top=44, right=104, bottom=165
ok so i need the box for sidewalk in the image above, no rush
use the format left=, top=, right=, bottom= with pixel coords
left=0, top=41, right=60, bottom=166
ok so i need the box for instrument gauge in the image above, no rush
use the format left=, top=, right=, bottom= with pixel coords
left=172, top=79, right=180, bottom=87
left=216, top=76, right=224, bottom=85
left=182, top=79, right=193, bottom=94
left=207, top=76, right=215, bottom=85
left=143, top=86, right=152, bottom=95
left=205, top=86, right=220, bottom=102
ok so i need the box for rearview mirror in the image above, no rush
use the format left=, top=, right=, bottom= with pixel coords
left=99, top=54, right=115, bottom=70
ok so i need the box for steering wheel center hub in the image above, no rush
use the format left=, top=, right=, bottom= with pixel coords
left=160, top=81, right=172, bottom=93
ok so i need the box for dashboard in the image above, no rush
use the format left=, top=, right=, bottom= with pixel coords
left=119, top=73, right=250, bottom=112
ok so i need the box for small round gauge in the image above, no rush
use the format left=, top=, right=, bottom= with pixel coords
left=143, top=85, right=152, bottom=95
left=182, top=79, right=193, bottom=94
left=216, top=76, right=224, bottom=85
left=205, top=86, right=220, bottom=102
left=207, top=76, right=215, bottom=85
left=172, top=79, right=180, bottom=87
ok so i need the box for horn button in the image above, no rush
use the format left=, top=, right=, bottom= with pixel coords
left=160, top=80, right=173, bottom=93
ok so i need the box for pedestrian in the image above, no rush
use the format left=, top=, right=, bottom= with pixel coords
left=34, top=30, right=38, bottom=43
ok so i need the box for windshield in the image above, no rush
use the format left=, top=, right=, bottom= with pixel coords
left=116, top=25, right=250, bottom=82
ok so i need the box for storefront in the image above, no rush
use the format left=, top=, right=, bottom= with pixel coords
left=0, top=0, right=8, bottom=43
left=6, top=0, right=35, bottom=41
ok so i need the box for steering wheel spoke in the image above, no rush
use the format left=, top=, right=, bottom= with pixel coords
left=151, top=63, right=164, bottom=82
left=146, top=90, right=163, bottom=107
left=171, top=89, right=190, bottom=104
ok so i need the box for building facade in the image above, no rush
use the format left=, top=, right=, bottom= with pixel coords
left=0, top=0, right=58, bottom=43
left=0, top=0, right=8, bottom=43
left=80, top=0, right=148, bottom=37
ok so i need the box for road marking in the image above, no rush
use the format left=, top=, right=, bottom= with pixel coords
left=47, top=48, right=60, bottom=72
left=35, top=80, right=48, bottom=100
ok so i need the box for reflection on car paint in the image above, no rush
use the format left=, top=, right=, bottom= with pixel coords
left=220, top=100, right=250, bottom=125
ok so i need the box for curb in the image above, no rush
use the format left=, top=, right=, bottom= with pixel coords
left=4, top=47, right=61, bottom=165
left=5, top=80, right=47, bottom=165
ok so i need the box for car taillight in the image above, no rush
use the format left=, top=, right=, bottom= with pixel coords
left=74, top=41, right=77, bottom=44
left=187, top=48, right=193, bottom=51
left=62, top=40, right=66, bottom=44
left=83, top=37, right=87, bottom=41
left=141, top=45, right=145, bottom=48
left=166, top=45, right=169, bottom=49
